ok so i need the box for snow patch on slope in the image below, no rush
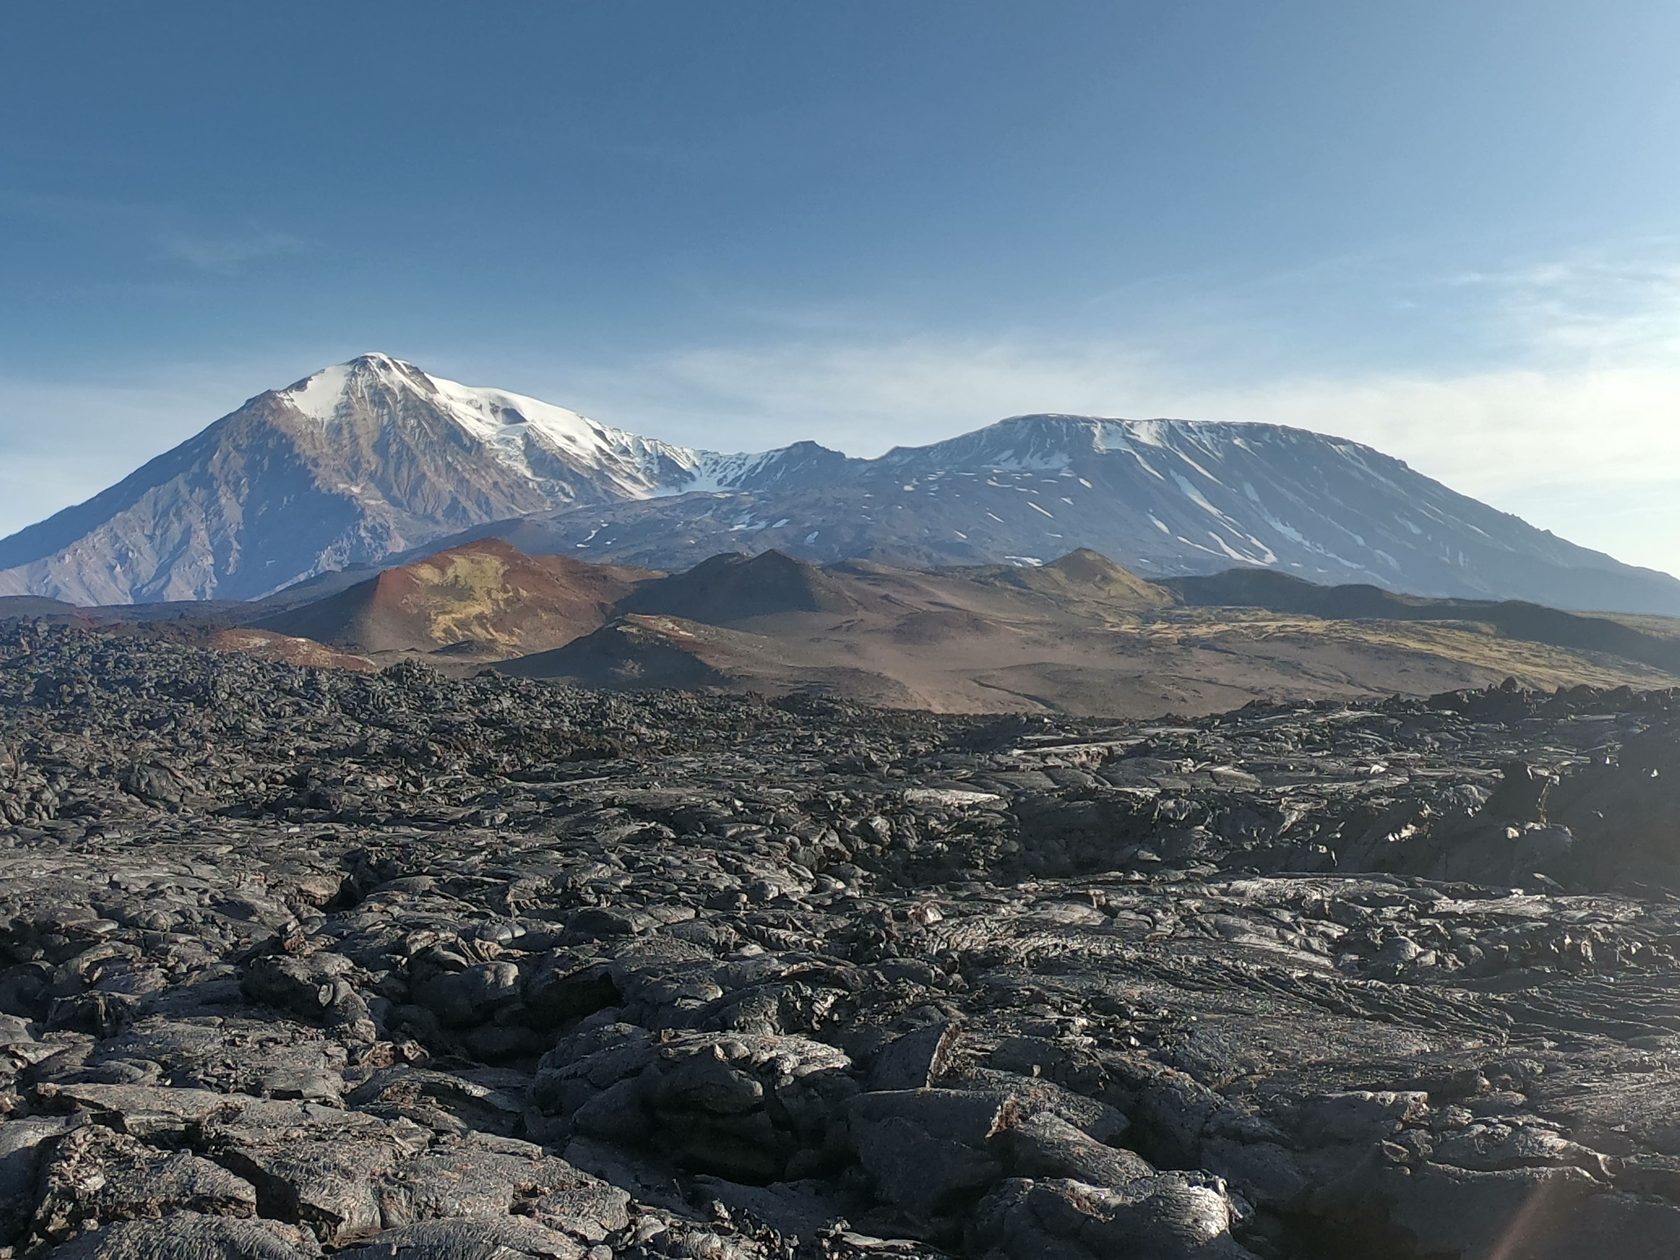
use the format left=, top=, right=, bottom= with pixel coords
left=425, top=372, right=600, bottom=452
left=283, top=362, right=353, bottom=420
left=422, top=369, right=706, bottom=497
left=279, top=355, right=716, bottom=500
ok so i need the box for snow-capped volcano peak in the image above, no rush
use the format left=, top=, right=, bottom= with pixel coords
left=276, top=352, right=432, bottom=421
left=275, top=354, right=709, bottom=499
left=0, top=354, right=742, bottom=602
left=412, top=368, right=709, bottom=497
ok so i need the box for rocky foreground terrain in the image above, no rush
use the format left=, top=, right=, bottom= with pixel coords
left=6, top=621, right=1680, bottom=1258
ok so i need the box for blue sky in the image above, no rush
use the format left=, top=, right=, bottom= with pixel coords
left=5, top=2, right=1680, bottom=573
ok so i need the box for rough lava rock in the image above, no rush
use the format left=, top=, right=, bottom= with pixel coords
left=5, top=619, right=1680, bottom=1257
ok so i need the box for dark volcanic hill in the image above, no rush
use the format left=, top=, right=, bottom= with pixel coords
left=619, top=549, right=863, bottom=621
left=8, top=356, right=1680, bottom=613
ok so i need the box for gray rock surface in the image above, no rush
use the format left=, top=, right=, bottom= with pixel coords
left=6, top=620, right=1680, bottom=1257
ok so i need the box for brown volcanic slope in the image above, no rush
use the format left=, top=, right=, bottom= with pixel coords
left=1166, top=568, right=1680, bottom=674
left=499, top=548, right=1680, bottom=716
left=256, top=538, right=654, bottom=657
left=207, top=628, right=377, bottom=672
left=498, top=613, right=923, bottom=709
left=965, top=547, right=1176, bottom=611
left=12, top=538, right=1679, bottom=715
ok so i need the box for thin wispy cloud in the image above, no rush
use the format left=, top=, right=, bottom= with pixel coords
left=570, top=245, right=1680, bottom=572
left=1448, top=245, right=1680, bottom=359
left=0, top=189, right=309, bottom=277
left=160, top=229, right=309, bottom=275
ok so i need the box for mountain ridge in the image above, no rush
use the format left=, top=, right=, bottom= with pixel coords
left=470, top=410, right=1680, bottom=614
left=5, top=354, right=1678, bottom=614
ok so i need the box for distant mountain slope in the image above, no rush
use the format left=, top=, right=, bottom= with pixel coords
left=256, top=537, right=652, bottom=656
left=960, top=548, right=1175, bottom=612
left=0, top=355, right=715, bottom=604
left=7, top=356, right=1680, bottom=614
left=1167, top=568, right=1680, bottom=676
left=453, top=415, right=1680, bottom=615
left=495, top=547, right=1680, bottom=715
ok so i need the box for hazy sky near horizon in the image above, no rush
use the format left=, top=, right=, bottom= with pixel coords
left=5, top=2, right=1680, bottom=573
